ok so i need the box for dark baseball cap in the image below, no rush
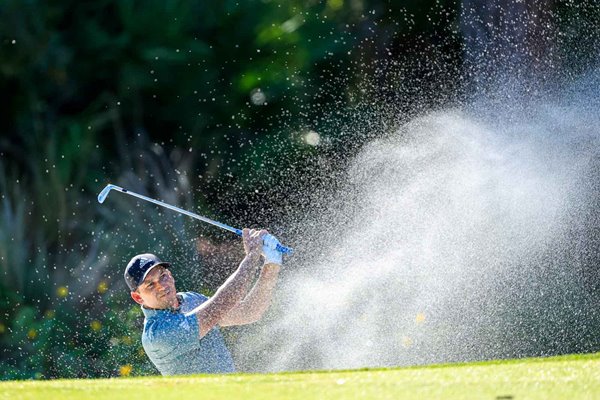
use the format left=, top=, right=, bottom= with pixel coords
left=124, top=253, right=171, bottom=291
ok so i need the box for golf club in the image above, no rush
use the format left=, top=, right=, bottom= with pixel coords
left=98, top=184, right=293, bottom=254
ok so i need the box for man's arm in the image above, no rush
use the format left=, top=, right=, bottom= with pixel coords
left=186, top=229, right=264, bottom=338
left=219, top=263, right=280, bottom=326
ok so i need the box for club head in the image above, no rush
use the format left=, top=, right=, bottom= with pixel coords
left=97, top=184, right=115, bottom=204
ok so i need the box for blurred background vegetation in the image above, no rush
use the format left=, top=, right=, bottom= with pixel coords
left=0, top=0, right=598, bottom=379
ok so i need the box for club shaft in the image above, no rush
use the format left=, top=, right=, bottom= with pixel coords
left=98, top=184, right=293, bottom=254
left=106, top=185, right=242, bottom=235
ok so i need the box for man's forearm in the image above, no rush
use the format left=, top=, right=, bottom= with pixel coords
left=191, top=252, right=261, bottom=337
left=211, top=252, right=262, bottom=310
left=247, top=264, right=280, bottom=318
left=228, top=252, right=262, bottom=303
left=233, top=263, right=281, bottom=323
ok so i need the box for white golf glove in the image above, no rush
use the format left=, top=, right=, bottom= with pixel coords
left=262, top=234, right=283, bottom=265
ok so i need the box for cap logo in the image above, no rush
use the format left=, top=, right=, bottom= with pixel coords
left=137, top=257, right=155, bottom=270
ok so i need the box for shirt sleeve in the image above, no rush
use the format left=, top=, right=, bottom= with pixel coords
left=143, top=312, right=200, bottom=360
left=182, top=292, right=209, bottom=318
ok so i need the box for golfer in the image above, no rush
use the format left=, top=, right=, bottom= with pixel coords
left=124, top=228, right=282, bottom=375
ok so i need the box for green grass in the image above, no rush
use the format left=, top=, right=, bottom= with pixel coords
left=2, top=352, right=599, bottom=400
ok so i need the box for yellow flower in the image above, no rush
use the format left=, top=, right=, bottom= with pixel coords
left=119, top=364, right=133, bottom=377
left=327, top=0, right=343, bottom=11
left=56, top=286, right=69, bottom=298
left=401, top=336, right=413, bottom=348
left=90, top=320, right=102, bottom=331
left=0, top=323, right=5, bottom=334
left=415, top=313, right=426, bottom=325
left=121, top=336, right=133, bottom=345
left=97, top=281, right=108, bottom=294
left=45, top=310, right=55, bottom=319
left=27, top=328, right=38, bottom=340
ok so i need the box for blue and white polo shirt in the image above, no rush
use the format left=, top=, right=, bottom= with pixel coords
left=141, top=291, right=235, bottom=375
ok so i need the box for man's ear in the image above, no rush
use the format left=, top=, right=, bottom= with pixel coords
left=131, top=291, right=144, bottom=305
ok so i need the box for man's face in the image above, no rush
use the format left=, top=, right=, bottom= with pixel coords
left=131, top=266, right=178, bottom=309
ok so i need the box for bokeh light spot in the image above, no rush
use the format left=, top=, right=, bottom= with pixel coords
left=90, top=320, right=102, bottom=332
left=119, top=364, right=133, bottom=377
left=97, top=281, right=109, bottom=294
left=56, top=286, right=69, bottom=298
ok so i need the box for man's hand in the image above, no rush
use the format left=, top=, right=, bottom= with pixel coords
left=262, top=233, right=283, bottom=266
left=243, top=228, right=266, bottom=257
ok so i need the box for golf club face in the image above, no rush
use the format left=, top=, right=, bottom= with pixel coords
left=97, top=184, right=116, bottom=204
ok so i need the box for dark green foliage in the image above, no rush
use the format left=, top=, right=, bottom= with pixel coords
left=0, top=0, right=597, bottom=379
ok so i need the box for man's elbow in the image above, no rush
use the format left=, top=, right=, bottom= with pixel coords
left=244, top=310, right=263, bottom=325
left=244, top=305, right=269, bottom=325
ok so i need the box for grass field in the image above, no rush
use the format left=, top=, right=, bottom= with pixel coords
left=1, top=352, right=598, bottom=400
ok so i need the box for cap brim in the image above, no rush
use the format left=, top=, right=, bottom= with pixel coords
left=139, top=262, right=171, bottom=287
